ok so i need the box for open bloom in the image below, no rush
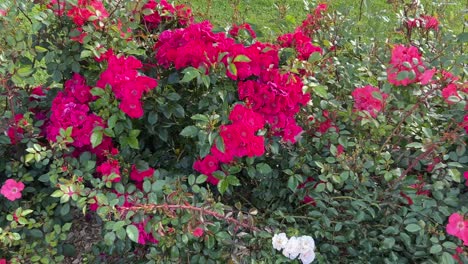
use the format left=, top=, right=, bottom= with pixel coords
left=1, top=179, right=25, bottom=201
left=351, top=85, right=388, bottom=118
left=283, top=236, right=301, bottom=259
left=446, top=213, right=468, bottom=245
left=272, top=233, right=289, bottom=251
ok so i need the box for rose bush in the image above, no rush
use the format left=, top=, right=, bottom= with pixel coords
left=0, top=0, right=467, bottom=263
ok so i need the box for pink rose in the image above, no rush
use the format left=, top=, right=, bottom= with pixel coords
left=1, top=179, right=25, bottom=201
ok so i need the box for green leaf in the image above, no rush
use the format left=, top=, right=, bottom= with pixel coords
left=35, top=46, right=48, bottom=53
left=166, top=92, right=181, bottom=101
left=90, top=87, right=105, bottom=97
left=226, top=175, right=240, bottom=186
left=405, top=224, right=421, bottom=233
left=104, top=232, right=116, bottom=245
left=397, top=71, right=409, bottom=81
left=51, top=190, right=64, bottom=198
left=287, top=176, right=299, bottom=192
left=191, top=114, right=209, bottom=123
left=441, top=252, right=456, bottom=264
left=17, top=66, right=34, bottom=77
left=228, top=63, right=237, bottom=76
left=448, top=169, right=461, bottom=183
left=126, top=225, right=139, bottom=243
left=180, top=126, right=198, bottom=138
left=217, top=179, right=229, bottom=194
left=148, top=111, right=158, bottom=125
left=233, top=54, right=251, bottom=62
left=256, top=163, right=272, bottom=174
left=180, top=67, right=200, bottom=83
left=429, top=244, right=442, bottom=254
left=442, top=241, right=457, bottom=250
left=316, top=183, right=326, bottom=193
left=91, top=129, right=103, bottom=148
left=382, top=237, right=395, bottom=249
left=196, top=175, right=207, bottom=184
left=313, top=85, right=328, bottom=98
left=406, top=142, right=423, bottom=148
left=127, top=136, right=139, bottom=149
left=308, top=52, right=321, bottom=63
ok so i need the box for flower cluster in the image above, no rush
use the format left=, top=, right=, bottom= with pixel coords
left=406, top=15, right=439, bottom=31
left=440, top=70, right=462, bottom=105
left=97, top=52, right=158, bottom=118
left=272, top=233, right=316, bottom=264
left=351, top=85, right=388, bottom=118
left=154, top=17, right=310, bottom=146
left=387, top=44, right=426, bottom=86
left=278, top=30, right=322, bottom=61
left=134, top=218, right=159, bottom=245
left=66, top=0, right=109, bottom=27
left=46, top=73, right=105, bottom=148
left=239, top=70, right=310, bottom=143
left=142, top=0, right=193, bottom=30
left=194, top=104, right=265, bottom=184
left=6, top=114, right=28, bottom=144
left=446, top=213, right=468, bottom=246
left=228, top=23, right=257, bottom=39
left=0, top=179, right=25, bottom=201
left=130, top=165, right=155, bottom=190
left=297, top=3, right=327, bottom=37
left=96, top=159, right=121, bottom=183
left=154, top=21, right=229, bottom=70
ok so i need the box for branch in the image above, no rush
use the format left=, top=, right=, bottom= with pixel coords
left=119, top=203, right=260, bottom=232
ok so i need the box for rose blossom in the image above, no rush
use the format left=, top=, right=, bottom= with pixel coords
left=1, top=179, right=25, bottom=201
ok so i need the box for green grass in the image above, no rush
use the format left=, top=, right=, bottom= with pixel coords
left=176, top=0, right=467, bottom=40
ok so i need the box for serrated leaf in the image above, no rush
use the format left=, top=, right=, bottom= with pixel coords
left=51, top=190, right=64, bottom=198
left=405, top=224, right=421, bottom=232
left=180, top=67, right=200, bottom=83
left=227, top=175, right=240, bottom=186
left=308, top=52, right=321, bottom=63
left=217, top=179, right=229, bottom=194
left=233, top=54, right=251, bottom=62
left=90, top=87, right=105, bottom=97
left=228, top=63, right=237, bottom=77
left=17, top=67, right=34, bottom=77
left=313, top=85, right=328, bottom=98
left=180, top=126, right=198, bottom=138
left=35, top=46, right=48, bottom=53
left=196, top=175, right=207, bottom=184
left=430, top=244, right=442, bottom=254
left=397, top=71, right=409, bottom=81
left=382, top=237, right=395, bottom=249
left=126, top=225, right=139, bottom=243
left=406, top=142, right=423, bottom=148
left=91, top=129, right=103, bottom=148
left=191, top=114, right=209, bottom=123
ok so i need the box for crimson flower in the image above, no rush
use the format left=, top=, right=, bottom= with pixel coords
left=192, top=227, right=204, bottom=238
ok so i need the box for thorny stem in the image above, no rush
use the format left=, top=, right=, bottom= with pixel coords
left=378, top=85, right=439, bottom=154
left=119, top=203, right=260, bottom=232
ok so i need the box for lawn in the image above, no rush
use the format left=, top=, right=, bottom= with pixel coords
left=177, top=0, right=467, bottom=40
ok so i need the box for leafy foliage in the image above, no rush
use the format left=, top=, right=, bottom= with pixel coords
left=0, top=0, right=467, bottom=263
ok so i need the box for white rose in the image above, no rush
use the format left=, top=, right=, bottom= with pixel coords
left=299, top=249, right=316, bottom=264
left=297, top=235, right=315, bottom=253
left=282, top=236, right=301, bottom=259
left=272, top=233, right=289, bottom=251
